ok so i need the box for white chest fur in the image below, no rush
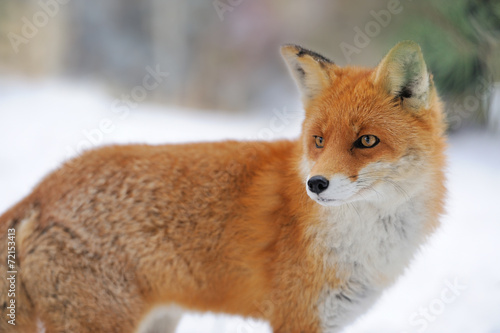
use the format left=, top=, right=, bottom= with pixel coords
left=311, top=195, right=429, bottom=332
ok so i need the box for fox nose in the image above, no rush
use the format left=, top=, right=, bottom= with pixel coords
left=307, top=176, right=329, bottom=194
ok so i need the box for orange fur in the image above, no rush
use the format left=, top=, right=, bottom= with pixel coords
left=0, top=41, right=446, bottom=333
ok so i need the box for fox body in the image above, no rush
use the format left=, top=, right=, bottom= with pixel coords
left=0, top=41, right=446, bottom=333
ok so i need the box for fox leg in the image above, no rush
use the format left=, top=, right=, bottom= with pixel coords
left=20, top=224, right=148, bottom=333
left=268, top=299, right=322, bottom=333
left=138, top=305, right=184, bottom=333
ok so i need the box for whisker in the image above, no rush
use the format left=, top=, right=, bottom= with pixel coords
left=364, top=185, right=382, bottom=200
left=348, top=203, right=362, bottom=222
left=384, top=178, right=410, bottom=200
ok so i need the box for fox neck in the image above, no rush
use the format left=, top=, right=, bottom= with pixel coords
left=315, top=195, right=428, bottom=280
left=306, top=184, right=431, bottom=332
left=291, top=138, right=434, bottom=279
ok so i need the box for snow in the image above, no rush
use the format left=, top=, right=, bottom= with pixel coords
left=1, top=79, right=499, bottom=332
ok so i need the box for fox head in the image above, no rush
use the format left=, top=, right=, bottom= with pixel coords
left=282, top=41, right=446, bottom=207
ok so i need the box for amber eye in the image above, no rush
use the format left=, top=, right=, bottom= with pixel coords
left=313, top=136, right=324, bottom=148
left=354, top=135, right=380, bottom=148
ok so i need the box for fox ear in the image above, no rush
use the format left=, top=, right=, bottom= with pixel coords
left=373, top=41, right=431, bottom=110
left=281, top=44, right=334, bottom=104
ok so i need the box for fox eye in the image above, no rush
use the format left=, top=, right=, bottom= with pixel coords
left=313, top=136, right=324, bottom=148
left=354, top=135, right=380, bottom=149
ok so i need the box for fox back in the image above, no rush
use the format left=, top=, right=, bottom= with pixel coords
left=0, top=41, right=446, bottom=333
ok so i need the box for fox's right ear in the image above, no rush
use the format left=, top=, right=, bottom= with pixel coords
left=281, top=44, right=335, bottom=104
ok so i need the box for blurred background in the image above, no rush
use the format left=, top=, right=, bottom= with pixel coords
left=1, top=1, right=499, bottom=332
left=1, top=0, right=500, bottom=127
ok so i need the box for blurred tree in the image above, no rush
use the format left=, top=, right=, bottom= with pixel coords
left=2, top=0, right=498, bottom=131
left=392, top=0, right=500, bottom=130
left=0, top=0, right=380, bottom=112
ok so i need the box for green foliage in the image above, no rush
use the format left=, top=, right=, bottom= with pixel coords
left=393, top=0, right=500, bottom=127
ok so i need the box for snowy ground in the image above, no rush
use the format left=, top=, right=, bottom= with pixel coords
left=1, top=79, right=499, bottom=333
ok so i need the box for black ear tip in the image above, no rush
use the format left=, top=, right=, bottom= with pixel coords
left=298, top=47, right=333, bottom=64
left=281, top=44, right=333, bottom=64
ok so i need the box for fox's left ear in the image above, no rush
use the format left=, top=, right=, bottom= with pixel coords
left=281, top=44, right=335, bottom=105
left=373, top=41, right=431, bottom=110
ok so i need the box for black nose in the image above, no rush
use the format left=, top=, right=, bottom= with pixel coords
left=307, top=176, right=329, bottom=194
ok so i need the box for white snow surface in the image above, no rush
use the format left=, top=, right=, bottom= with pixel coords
left=0, top=79, right=499, bottom=333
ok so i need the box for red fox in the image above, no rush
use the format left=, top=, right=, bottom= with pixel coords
left=0, top=41, right=446, bottom=333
